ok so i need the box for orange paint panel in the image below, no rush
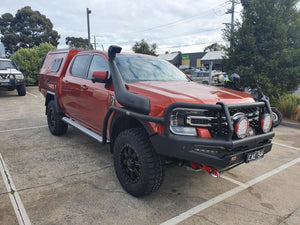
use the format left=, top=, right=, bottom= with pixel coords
left=196, top=128, right=212, bottom=138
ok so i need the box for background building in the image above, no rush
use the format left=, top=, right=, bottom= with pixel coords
left=158, top=50, right=225, bottom=71
left=158, top=52, right=182, bottom=67
left=200, top=51, right=225, bottom=71
left=181, top=52, right=206, bottom=68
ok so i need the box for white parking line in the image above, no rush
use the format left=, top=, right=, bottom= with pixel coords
left=161, top=157, right=300, bottom=225
left=0, top=125, right=48, bottom=133
left=26, top=92, right=38, bottom=98
left=221, top=175, right=247, bottom=187
left=273, top=142, right=300, bottom=151
left=0, top=153, right=31, bottom=225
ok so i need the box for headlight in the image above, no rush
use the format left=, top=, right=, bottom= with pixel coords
left=170, top=108, right=212, bottom=136
left=15, top=74, right=24, bottom=79
left=170, top=110, right=197, bottom=136
left=9, top=74, right=15, bottom=79
left=261, top=113, right=272, bottom=133
left=233, top=113, right=249, bottom=139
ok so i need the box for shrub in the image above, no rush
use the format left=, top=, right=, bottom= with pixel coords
left=277, top=94, right=300, bottom=120
left=10, top=43, right=56, bottom=85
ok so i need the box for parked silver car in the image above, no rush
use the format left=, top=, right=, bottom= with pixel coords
left=191, top=71, right=210, bottom=84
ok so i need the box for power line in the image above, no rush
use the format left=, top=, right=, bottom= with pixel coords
left=156, top=40, right=226, bottom=50
left=117, top=1, right=231, bottom=36
left=94, top=1, right=233, bottom=51
left=99, top=27, right=223, bottom=46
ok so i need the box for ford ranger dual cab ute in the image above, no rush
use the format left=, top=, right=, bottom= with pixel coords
left=39, top=45, right=275, bottom=197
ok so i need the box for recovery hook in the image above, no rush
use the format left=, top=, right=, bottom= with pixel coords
left=190, top=162, right=221, bottom=178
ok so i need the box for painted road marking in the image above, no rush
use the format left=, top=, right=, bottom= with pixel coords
left=221, top=175, right=247, bottom=187
left=0, top=125, right=48, bottom=133
left=273, top=142, right=300, bottom=151
left=160, top=157, right=300, bottom=225
left=0, top=153, right=31, bottom=225
left=26, top=92, right=38, bottom=98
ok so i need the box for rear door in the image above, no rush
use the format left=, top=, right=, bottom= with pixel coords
left=61, top=54, right=92, bottom=121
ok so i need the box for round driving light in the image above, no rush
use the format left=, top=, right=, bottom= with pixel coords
left=261, top=113, right=272, bottom=133
left=234, top=116, right=249, bottom=139
left=9, top=74, right=14, bottom=79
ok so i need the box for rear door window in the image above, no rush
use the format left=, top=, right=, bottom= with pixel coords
left=50, top=58, right=63, bottom=72
left=70, top=55, right=92, bottom=78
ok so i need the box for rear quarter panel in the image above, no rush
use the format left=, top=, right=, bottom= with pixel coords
left=39, top=49, right=83, bottom=97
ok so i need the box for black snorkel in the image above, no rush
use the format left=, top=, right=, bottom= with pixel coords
left=108, top=45, right=150, bottom=115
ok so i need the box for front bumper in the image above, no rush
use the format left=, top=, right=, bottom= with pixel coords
left=150, top=132, right=274, bottom=169
left=150, top=101, right=275, bottom=169
left=0, top=79, right=25, bottom=88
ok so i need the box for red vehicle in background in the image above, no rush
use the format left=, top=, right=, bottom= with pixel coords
left=39, top=45, right=274, bottom=197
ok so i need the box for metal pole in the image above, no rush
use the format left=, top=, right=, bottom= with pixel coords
left=86, top=8, right=91, bottom=50
left=208, top=61, right=213, bottom=85
left=94, top=35, right=96, bottom=50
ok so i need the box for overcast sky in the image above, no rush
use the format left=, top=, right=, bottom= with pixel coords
left=1, top=0, right=247, bottom=54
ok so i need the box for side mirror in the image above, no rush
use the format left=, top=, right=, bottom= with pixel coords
left=91, top=70, right=110, bottom=83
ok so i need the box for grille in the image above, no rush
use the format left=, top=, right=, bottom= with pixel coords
left=208, top=104, right=267, bottom=139
left=0, top=74, right=9, bottom=79
left=207, top=110, right=228, bottom=138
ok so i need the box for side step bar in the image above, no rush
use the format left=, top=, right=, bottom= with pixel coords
left=62, top=117, right=104, bottom=143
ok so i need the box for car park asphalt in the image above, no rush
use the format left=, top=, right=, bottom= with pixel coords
left=0, top=86, right=300, bottom=225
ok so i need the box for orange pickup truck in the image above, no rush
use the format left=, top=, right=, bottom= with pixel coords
left=39, top=45, right=274, bottom=197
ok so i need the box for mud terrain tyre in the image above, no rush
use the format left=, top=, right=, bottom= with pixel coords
left=17, top=84, right=26, bottom=96
left=113, top=128, right=165, bottom=197
left=46, top=100, right=68, bottom=135
left=271, top=107, right=282, bottom=127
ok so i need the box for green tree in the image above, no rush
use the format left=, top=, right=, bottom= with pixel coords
left=11, top=43, right=56, bottom=85
left=65, top=36, right=93, bottom=49
left=132, top=39, right=157, bottom=56
left=0, top=6, right=60, bottom=55
left=222, top=0, right=300, bottom=98
left=204, top=43, right=225, bottom=52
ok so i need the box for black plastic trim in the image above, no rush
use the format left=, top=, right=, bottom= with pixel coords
left=102, top=106, right=164, bottom=143
left=150, top=134, right=273, bottom=169
left=46, top=91, right=63, bottom=114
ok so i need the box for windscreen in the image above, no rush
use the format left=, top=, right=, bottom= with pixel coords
left=0, top=60, right=15, bottom=69
left=115, top=55, right=190, bottom=83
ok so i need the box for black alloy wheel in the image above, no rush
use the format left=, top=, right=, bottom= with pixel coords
left=120, top=145, right=141, bottom=183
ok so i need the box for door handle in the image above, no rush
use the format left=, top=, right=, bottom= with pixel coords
left=82, top=85, right=88, bottom=90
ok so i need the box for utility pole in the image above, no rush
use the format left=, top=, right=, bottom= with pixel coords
left=86, top=8, right=92, bottom=50
left=226, top=0, right=237, bottom=47
left=226, top=0, right=236, bottom=32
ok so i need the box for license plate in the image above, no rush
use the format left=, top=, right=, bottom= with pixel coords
left=0, top=79, right=9, bottom=82
left=246, top=149, right=264, bottom=163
